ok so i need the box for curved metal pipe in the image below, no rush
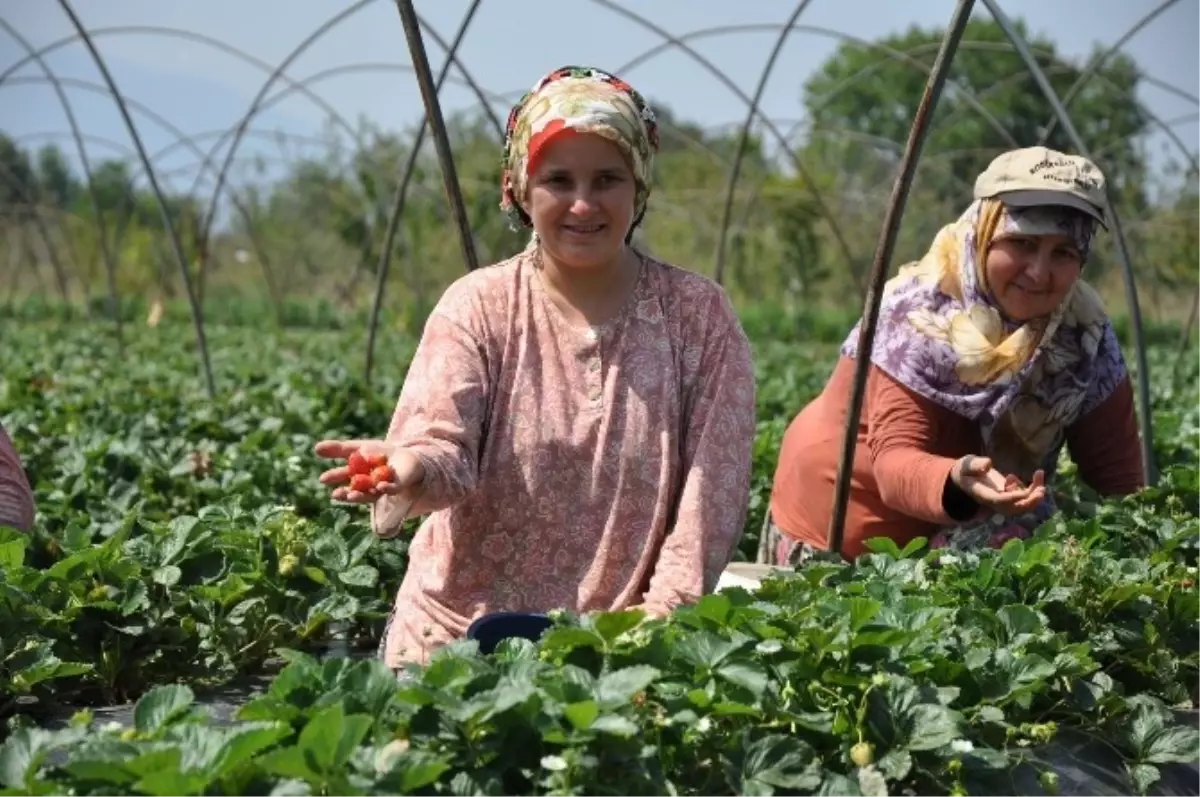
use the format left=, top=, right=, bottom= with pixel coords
left=394, top=0, right=477, bottom=274
left=0, top=22, right=382, bottom=225
left=982, top=0, right=1156, bottom=486
left=2, top=220, right=23, bottom=306
left=611, top=21, right=1143, bottom=294
left=147, top=128, right=357, bottom=173
left=1, top=73, right=282, bottom=313
left=829, top=0, right=976, bottom=555
left=613, top=23, right=1017, bottom=147
left=614, top=22, right=1198, bottom=144
left=754, top=42, right=1197, bottom=275
left=1040, top=0, right=1182, bottom=144
left=714, top=0, right=815, bottom=287
left=167, top=61, right=509, bottom=211
left=404, top=12, right=504, bottom=140
left=734, top=122, right=982, bottom=253
left=14, top=129, right=135, bottom=159
left=55, top=0, right=215, bottom=397
left=0, top=23, right=367, bottom=146
left=366, top=0, right=483, bottom=384
left=0, top=163, right=72, bottom=302
left=595, top=2, right=862, bottom=290
left=2, top=78, right=254, bottom=211
left=0, top=18, right=123, bottom=351
left=190, top=0, right=377, bottom=308
left=192, top=1, right=502, bottom=308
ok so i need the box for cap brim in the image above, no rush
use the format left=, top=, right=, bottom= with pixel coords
left=997, top=189, right=1109, bottom=229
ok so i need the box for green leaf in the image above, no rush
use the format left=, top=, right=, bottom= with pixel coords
left=907, top=704, right=963, bottom=750
left=298, top=701, right=373, bottom=774
left=302, top=566, right=328, bottom=585
left=0, top=539, right=24, bottom=570
left=257, top=746, right=318, bottom=781
left=875, top=747, right=911, bottom=780
left=693, top=593, right=733, bottom=625
left=734, top=735, right=823, bottom=793
left=134, top=684, right=195, bottom=734
left=311, top=532, right=349, bottom=571
left=337, top=564, right=378, bottom=588
left=596, top=665, right=659, bottom=708
left=717, top=661, right=769, bottom=698
left=593, top=609, right=645, bottom=643
left=0, top=728, right=48, bottom=789
left=848, top=597, right=882, bottom=631
left=152, top=565, right=182, bottom=587
left=816, top=772, right=861, bottom=796
left=977, top=706, right=1006, bottom=725
left=675, top=631, right=740, bottom=668
left=1144, top=724, right=1200, bottom=764
left=563, top=700, right=599, bottom=730
left=590, top=715, right=639, bottom=737
left=997, top=605, right=1043, bottom=640
left=133, top=770, right=209, bottom=797
left=1127, top=763, right=1160, bottom=794
left=307, top=593, right=359, bottom=623
left=863, top=538, right=902, bottom=558
left=382, top=751, right=453, bottom=793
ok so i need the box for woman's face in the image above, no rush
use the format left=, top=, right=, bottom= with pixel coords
left=985, top=231, right=1083, bottom=321
left=524, top=132, right=637, bottom=271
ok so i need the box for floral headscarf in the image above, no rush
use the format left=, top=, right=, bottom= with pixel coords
left=842, top=197, right=1128, bottom=547
left=500, top=65, right=659, bottom=242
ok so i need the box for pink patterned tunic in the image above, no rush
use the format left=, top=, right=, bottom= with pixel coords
left=371, top=249, right=757, bottom=667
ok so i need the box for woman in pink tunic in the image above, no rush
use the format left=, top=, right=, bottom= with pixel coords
left=315, top=65, right=757, bottom=669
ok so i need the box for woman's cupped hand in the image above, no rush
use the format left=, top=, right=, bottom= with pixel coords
left=313, top=439, right=425, bottom=505
left=951, top=455, right=1046, bottom=516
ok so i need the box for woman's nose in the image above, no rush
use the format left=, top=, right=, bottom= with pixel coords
left=1024, top=250, right=1051, bottom=284
left=569, top=192, right=596, bottom=214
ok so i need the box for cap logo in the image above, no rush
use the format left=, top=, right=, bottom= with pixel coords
left=1027, top=153, right=1102, bottom=193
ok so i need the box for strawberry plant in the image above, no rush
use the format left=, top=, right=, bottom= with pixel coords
left=1, top=318, right=1196, bottom=794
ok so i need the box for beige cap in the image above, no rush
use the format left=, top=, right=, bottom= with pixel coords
left=974, top=146, right=1108, bottom=229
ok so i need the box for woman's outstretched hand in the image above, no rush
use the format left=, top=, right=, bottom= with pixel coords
left=950, top=455, right=1046, bottom=517
left=313, top=439, right=425, bottom=506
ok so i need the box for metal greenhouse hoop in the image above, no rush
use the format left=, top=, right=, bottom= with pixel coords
left=54, top=0, right=215, bottom=398
left=826, top=0, right=977, bottom=555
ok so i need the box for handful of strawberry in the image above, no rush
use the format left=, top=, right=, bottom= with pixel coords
left=347, top=451, right=396, bottom=495
left=315, top=439, right=423, bottom=508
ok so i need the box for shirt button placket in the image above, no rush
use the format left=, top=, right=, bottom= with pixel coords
left=586, top=327, right=602, bottom=406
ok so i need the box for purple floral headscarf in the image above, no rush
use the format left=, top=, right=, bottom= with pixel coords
left=842, top=198, right=1128, bottom=547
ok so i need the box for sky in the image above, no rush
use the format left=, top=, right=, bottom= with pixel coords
left=1, top=0, right=1197, bottom=201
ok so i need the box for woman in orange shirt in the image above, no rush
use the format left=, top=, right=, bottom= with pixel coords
left=767, top=147, right=1145, bottom=564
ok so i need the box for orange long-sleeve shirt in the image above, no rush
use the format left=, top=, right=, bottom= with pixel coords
left=769, top=356, right=1145, bottom=560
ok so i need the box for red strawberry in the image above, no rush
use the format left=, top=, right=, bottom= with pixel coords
left=365, top=453, right=388, bottom=469
left=371, top=465, right=394, bottom=486
left=350, top=474, right=374, bottom=493
left=348, top=451, right=370, bottom=475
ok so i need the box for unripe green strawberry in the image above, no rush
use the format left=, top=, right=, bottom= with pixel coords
left=850, top=741, right=874, bottom=767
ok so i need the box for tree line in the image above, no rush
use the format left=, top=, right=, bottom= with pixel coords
left=0, top=18, right=1195, bottom=331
